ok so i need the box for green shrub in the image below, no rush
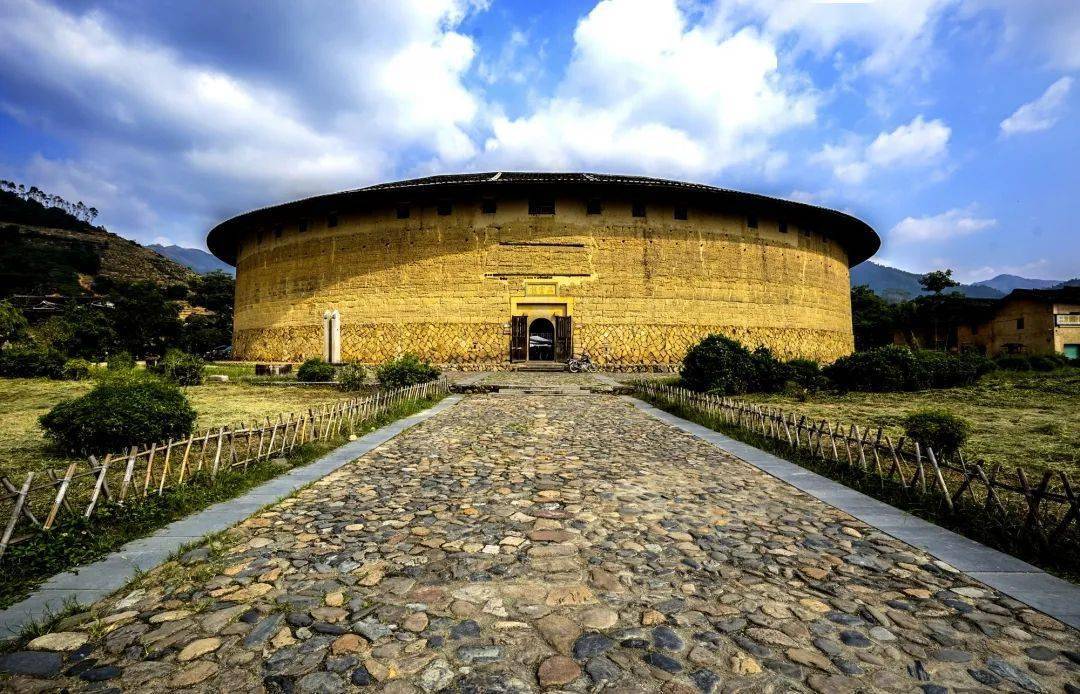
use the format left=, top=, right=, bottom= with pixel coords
left=681, top=335, right=758, bottom=394
left=107, top=351, right=136, bottom=371
left=750, top=346, right=790, bottom=393
left=297, top=357, right=335, bottom=382
left=62, top=358, right=93, bottom=381
left=337, top=363, right=368, bottom=391
left=0, top=345, right=65, bottom=378
left=902, top=408, right=971, bottom=458
left=376, top=353, right=440, bottom=389
left=40, top=372, right=196, bottom=455
left=149, top=349, right=205, bottom=385
left=914, top=350, right=979, bottom=388
left=959, top=351, right=997, bottom=377
left=995, top=355, right=1031, bottom=371
left=1028, top=355, right=1059, bottom=372
left=824, top=345, right=929, bottom=392
left=786, top=359, right=828, bottom=392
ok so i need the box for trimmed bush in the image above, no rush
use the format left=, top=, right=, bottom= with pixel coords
left=149, top=349, right=205, bottom=385
left=40, top=372, right=196, bottom=455
left=995, top=355, right=1031, bottom=371
left=959, top=351, right=997, bottom=377
left=903, top=408, right=971, bottom=458
left=750, top=346, right=790, bottom=393
left=0, top=345, right=66, bottom=379
left=824, top=345, right=928, bottom=392
left=337, top=363, right=368, bottom=391
left=914, top=350, right=979, bottom=388
left=297, top=357, right=335, bottom=382
left=107, top=351, right=136, bottom=371
left=62, top=358, right=93, bottom=381
left=786, top=359, right=828, bottom=392
left=681, top=335, right=758, bottom=394
left=1028, top=355, right=1059, bottom=372
left=376, top=353, right=440, bottom=389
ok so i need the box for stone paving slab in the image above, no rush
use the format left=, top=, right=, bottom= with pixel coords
left=0, top=395, right=463, bottom=641
left=3, top=391, right=1077, bottom=693
left=629, top=396, right=1080, bottom=630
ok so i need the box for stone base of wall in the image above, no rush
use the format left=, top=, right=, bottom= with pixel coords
left=235, top=322, right=853, bottom=365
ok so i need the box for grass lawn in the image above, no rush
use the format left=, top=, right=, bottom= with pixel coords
left=738, top=368, right=1080, bottom=479
left=0, top=376, right=350, bottom=480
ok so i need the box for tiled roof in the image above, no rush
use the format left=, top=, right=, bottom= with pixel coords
left=207, top=172, right=879, bottom=266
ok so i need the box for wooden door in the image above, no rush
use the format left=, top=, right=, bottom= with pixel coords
left=555, top=316, right=572, bottom=362
left=510, top=315, right=527, bottom=362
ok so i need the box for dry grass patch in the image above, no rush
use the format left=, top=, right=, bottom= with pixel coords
left=740, top=368, right=1080, bottom=478
left=0, top=377, right=346, bottom=479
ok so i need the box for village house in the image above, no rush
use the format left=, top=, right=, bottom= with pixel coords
left=958, top=287, right=1080, bottom=358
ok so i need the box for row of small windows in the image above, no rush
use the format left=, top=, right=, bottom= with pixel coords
left=255, top=203, right=818, bottom=242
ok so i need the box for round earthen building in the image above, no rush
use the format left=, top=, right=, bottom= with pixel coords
left=207, top=173, right=879, bottom=368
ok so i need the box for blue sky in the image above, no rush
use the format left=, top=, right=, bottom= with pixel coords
left=0, top=0, right=1078, bottom=282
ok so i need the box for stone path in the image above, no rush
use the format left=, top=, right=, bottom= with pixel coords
left=3, top=393, right=1079, bottom=693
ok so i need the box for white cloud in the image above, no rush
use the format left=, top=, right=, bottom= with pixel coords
left=480, top=0, right=816, bottom=178
left=966, top=0, right=1080, bottom=71
left=814, top=115, right=950, bottom=183
left=889, top=206, right=997, bottom=243
left=1000, top=77, right=1073, bottom=136
left=715, top=0, right=953, bottom=76
left=0, top=0, right=484, bottom=246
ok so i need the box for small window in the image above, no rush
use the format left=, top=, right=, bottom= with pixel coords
left=297, top=219, right=308, bottom=233
left=586, top=198, right=602, bottom=215
left=327, top=212, right=338, bottom=228
left=673, top=205, right=688, bottom=221
left=1016, top=317, right=1025, bottom=330
left=746, top=214, right=758, bottom=229
left=256, top=230, right=264, bottom=245
left=481, top=198, right=497, bottom=214
left=396, top=204, right=410, bottom=219
left=529, top=198, right=556, bottom=215
left=273, top=224, right=283, bottom=239
left=972, top=324, right=980, bottom=335
left=800, top=227, right=811, bottom=237
left=436, top=200, right=452, bottom=216
left=631, top=201, right=646, bottom=218
left=778, top=221, right=788, bottom=234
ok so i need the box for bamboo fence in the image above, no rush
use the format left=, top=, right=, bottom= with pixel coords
left=636, top=381, right=1079, bottom=553
left=0, top=378, right=449, bottom=560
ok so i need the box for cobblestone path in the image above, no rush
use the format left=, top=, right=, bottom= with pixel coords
left=4, top=394, right=1079, bottom=693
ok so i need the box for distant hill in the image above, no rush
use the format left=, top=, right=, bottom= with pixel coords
left=148, top=244, right=234, bottom=276
left=972, top=274, right=1061, bottom=293
left=1053, top=278, right=1080, bottom=288
left=0, top=189, right=194, bottom=297
left=850, top=261, right=1005, bottom=302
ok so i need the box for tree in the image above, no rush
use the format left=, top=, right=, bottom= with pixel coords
left=0, top=300, right=28, bottom=345
left=850, top=285, right=895, bottom=351
left=187, top=271, right=235, bottom=315
left=110, top=281, right=182, bottom=358
left=43, top=304, right=117, bottom=360
left=919, top=269, right=960, bottom=295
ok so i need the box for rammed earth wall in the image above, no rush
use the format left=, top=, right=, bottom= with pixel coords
left=231, top=196, right=854, bottom=366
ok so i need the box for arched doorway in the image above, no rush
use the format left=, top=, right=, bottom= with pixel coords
left=528, top=318, right=555, bottom=361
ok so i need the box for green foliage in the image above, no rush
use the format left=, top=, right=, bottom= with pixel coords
left=149, top=349, right=205, bottom=385
left=786, top=359, right=828, bottom=392
left=959, top=351, right=998, bottom=377
left=109, top=281, right=182, bottom=358
left=297, top=357, right=336, bottom=382
left=182, top=313, right=231, bottom=356
left=187, top=271, right=235, bottom=315
left=850, top=285, right=896, bottom=351
left=1028, top=355, right=1059, bottom=372
left=903, top=408, right=971, bottom=458
left=824, top=345, right=928, bottom=392
left=680, top=335, right=788, bottom=394
left=107, top=351, right=135, bottom=371
left=0, top=344, right=66, bottom=378
left=918, top=268, right=960, bottom=295
left=914, top=350, right=978, bottom=388
left=61, top=358, right=93, bottom=381
left=0, top=300, right=28, bottom=344
left=0, top=228, right=100, bottom=297
left=36, top=304, right=116, bottom=360
left=996, top=355, right=1031, bottom=371
left=376, top=353, right=441, bottom=388
left=336, top=363, right=368, bottom=391
left=39, top=371, right=196, bottom=455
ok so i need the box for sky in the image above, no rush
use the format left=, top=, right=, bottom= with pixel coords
left=0, top=0, right=1078, bottom=282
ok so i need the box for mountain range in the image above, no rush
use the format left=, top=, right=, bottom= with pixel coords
left=850, top=261, right=1072, bottom=302
left=147, top=244, right=234, bottom=275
